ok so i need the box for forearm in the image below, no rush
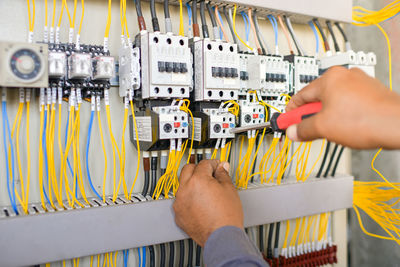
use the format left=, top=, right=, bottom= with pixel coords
left=203, top=226, right=268, bottom=267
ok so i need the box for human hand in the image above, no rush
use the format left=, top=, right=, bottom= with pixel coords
left=286, top=66, right=400, bottom=149
left=173, top=160, right=243, bottom=247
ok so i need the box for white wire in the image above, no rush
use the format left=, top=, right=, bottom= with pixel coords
left=286, top=17, right=307, bottom=56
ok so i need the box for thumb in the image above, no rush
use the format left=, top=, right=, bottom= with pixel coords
left=214, top=162, right=233, bottom=185
left=286, top=115, right=323, bottom=142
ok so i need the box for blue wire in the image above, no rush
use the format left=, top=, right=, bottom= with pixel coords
left=85, top=111, right=101, bottom=199
left=383, top=12, right=400, bottom=22
left=138, top=247, right=141, bottom=267
left=2, top=101, right=18, bottom=214
left=240, top=11, right=250, bottom=42
left=142, top=247, right=146, bottom=267
left=42, top=110, right=51, bottom=205
left=123, top=249, right=129, bottom=267
left=267, top=15, right=278, bottom=47
left=308, top=21, right=319, bottom=54
left=186, top=2, right=192, bottom=26
left=214, top=7, right=224, bottom=40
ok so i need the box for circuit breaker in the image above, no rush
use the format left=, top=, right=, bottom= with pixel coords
left=285, top=55, right=318, bottom=94
left=263, top=55, right=291, bottom=98
left=138, top=32, right=192, bottom=99
left=0, top=41, right=49, bottom=88
left=193, top=39, right=240, bottom=101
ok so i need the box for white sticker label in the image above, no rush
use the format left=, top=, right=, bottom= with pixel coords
left=46, top=88, right=51, bottom=105
left=76, top=88, right=82, bottom=104
left=133, top=116, right=152, bottom=142
left=124, top=97, right=129, bottom=109
left=58, top=87, right=62, bottom=105
left=193, top=117, right=202, bottom=142
left=104, top=89, right=110, bottom=106
left=19, top=88, right=25, bottom=103
left=96, top=96, right=101, bottom=111
left=51, top=88, right=57, bottom=104
left=171, top=73, right=186, bottom=82
left=91, top=95, right=95, bottom=111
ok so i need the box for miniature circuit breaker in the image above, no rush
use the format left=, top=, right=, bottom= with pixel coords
left=193, top=39, right=240, bottom=101
left=138, top=32, right=192, bottom=99
left=130, top=104, right=189, bottom=151
left=284, top=55, right=318, bottom=94
left=319, top=50, right=377, bottom=77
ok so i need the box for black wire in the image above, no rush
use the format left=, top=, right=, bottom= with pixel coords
left=274, top=222, right=280, bottom=252
left=135, top=0, right=143, bottom=18
left=267, top=223, right=274, bottom=259
left=197, top=153, right=203, bottom=163
left=192, top=0, right=198, bottom=25
left=168, top=242, right=175, bottom=267
left=179, top=240, right=185, bottom=267
left=164, top=0, right=170, bottom=18
left=188, top=239, right=194, bottom=267
left=284, top=16, right=302, bottom=56
left=206, top=2, right=217, bottom=27
left=259, top=225, right=264, bottom=254
left=252, top=10, right=266, bottom=55
left=326, top=21, right=340, bottom=52
left=323, top=144, right=338, bottom=177
left=195, top=245, right=201, bottom=266
left=316, top=141, right=331, bottom=178
left=313, top=18, right=329, bottom=51
left=334, top=22, right=348, bottom=42
left=149, top=245, right=155, bottom=267
left=150, top=157, right=158, bottom=197
left=199, top=1, right=209, bottom=38
left=150, top=0, right=160, bottom=31
left=331, top=146, right=345, bottom=177
left=142, top=171, right=150, bottom=196
left=223, top=6, right=239, bottom=47
left=160, top=243, right=166, bottom=267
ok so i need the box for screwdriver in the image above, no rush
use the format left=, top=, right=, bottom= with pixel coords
left=230, top=102, right=322, bottom=134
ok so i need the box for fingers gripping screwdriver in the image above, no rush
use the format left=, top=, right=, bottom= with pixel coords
left=230, top=102, right=322, bottom=134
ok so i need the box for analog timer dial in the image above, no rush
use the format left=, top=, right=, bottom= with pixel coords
left=9, top=48, right=43, bottom=82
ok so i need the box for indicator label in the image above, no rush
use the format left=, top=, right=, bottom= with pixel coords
left=133, top=116, right=152, bottom=142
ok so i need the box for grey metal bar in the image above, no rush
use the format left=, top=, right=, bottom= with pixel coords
left=0, top=176, right=353, bottom=267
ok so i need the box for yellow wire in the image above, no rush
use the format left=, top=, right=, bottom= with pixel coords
left=51, top=0, right=56, bottom=28
left=24, top=99, right=31, bottom=210
left=72, top=0, right=78, bottom=29
left=128, top=100, right=141, bottom=199
left=123, top=0, right=130, bottom=39
left=44, top=0, right=48, bottom=28
left=64, top=0, right=73, bottom=28
left=78, top=0, right=85, bottom=35
left=233, top=4, right=254, bottom=51
left=114, top=107, right=129, bottom=200
left=96, top=110, right=108, bottom=203
left=179, top=0, right=184, bottom=36
left=105, top=0, right=112, bottom=38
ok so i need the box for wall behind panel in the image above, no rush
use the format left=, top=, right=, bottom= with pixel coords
left=0, top=0, right=350, bottom=266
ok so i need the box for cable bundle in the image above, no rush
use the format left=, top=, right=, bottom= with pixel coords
left=353, top=1, right=400, bottom=26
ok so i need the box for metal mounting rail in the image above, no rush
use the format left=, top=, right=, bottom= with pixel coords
left=0, top=176, right=353, bottom=266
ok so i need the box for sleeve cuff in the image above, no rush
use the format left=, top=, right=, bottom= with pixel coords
left=203, top=226, right=267, bottom=267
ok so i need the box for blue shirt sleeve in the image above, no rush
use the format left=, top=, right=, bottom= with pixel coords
left=203, top=226, right=269, bottom=267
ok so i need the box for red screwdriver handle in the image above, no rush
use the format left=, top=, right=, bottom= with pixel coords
left=270, top=102, right=322, bottom=132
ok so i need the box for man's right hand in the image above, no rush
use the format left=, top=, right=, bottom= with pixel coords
left=286, top=66, right=400, bottom=149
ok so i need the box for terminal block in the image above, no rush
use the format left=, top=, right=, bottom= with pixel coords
left=92, top=56, right=115, bottom=80
left=68, top=52, right=92, bottom=80
left=263, top=55, right=291, bottom=98
left=239, top=100, right=265, bottom=128
left=319, top=50, right=376, bottom=78
left=137, top=32, right=191, bottom=99
left=194, top=108, right=236, bottom=148
left=119, top=46, right=141, bottom=97
left=193, top=39, right=240, bottom=101
left=284, top=55, right=318, bottom=94
left=130, top=104, right=189, bottom=151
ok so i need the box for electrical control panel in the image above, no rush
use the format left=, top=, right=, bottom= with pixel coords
left=263, top=55, right=291, bottom=98
left=138, top=32, right=192, bottom=99
left=92, top=56, right=115, bottom=80
left=239, top=99, right=265, bottom=127
left=193, top=39, right=240, bottom=101
left=68, top=52, right=92, bottom=80
left=285, top=55, right=318, bottom=94
left=319, top=50, right=377, bottom=77
left=0, top=41, right=48, bottom=88
left=48, top=51, right=67, bottom=78
left=118, top=46, right=141, bottom=97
